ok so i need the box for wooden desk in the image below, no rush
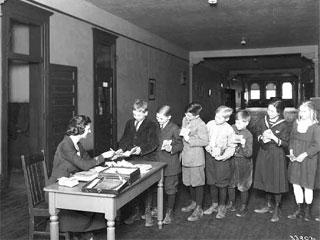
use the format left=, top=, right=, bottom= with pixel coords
left=44, top=161, right=167, bottom=240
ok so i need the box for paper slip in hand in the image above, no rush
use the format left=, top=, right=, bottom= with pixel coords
left=233, top=135, right=243, bottom=143
left=286, top=154, right=297, bottom=162
left=179, top=128, right=190, bottom=137
left=161, top=140, right=172, bottom=150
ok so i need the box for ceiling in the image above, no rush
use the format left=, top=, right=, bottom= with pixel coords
left=85, top=0, right=319, bottom=76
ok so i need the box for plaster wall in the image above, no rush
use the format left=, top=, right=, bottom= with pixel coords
left=192, top=65, right=223, bottom=123
left=49, top=12, right=189, bottom=149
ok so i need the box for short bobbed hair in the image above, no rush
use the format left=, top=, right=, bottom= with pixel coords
left=299, top=100, right=319, bottom=123
left=66, top=115, right=91, bottom=136
left=268, top=99, right=285, bottom=119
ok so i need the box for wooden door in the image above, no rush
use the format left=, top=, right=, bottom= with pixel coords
left=47, top=64, right=77, bottom=173
left=93, top=29, right=118, bottom=155
left=1, top=0, right=52, bottom=188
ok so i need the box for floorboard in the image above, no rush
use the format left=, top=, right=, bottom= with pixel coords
left=1, top=170, right=319, bottom=240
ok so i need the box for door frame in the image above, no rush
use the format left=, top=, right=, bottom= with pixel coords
left=1, top=0, right=52, bottom=188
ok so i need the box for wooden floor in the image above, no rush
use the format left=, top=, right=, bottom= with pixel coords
left=1, top=170, right=320, bottom=240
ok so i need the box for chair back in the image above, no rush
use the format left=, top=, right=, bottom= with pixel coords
left=21, top=150, right=48, bottom=208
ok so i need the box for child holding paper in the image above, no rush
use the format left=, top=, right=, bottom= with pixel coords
left=115, top=99, right=159, bottom=226
left=204, top=106, right=235, bottom=219
left=287, top=101, right=320, bottom=221
left=253, top=99, right=289, bottom=222
left=227, top=110, right=253, bottom=217
left=180, top=102, right=209, bottom=221
left=155, top=105, right=183, bottom=224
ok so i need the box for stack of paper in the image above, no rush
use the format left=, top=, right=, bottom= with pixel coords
left=73, top=170, right=99, bottom=182
left=58, top=177, right=79, bottom=187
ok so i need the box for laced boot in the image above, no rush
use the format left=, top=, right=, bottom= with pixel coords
left=304, top=204, right=311, bottom=222
left=181, top=201, right=196, bottom=213
left=270, top=203, right=281, bottom=222
left=236, top=204, right=248, bottom=217
left=187, top=205, right=203, bottom=222
left=124, top=206, right=142, bottom=225
left=255, top=197, right=273, bottom=214
left=163, top=208, right=173, bottom=224
left=145, top=206, right=154, bottom=227
left=226, top=201, right=236, bottom=212
left=288, top=204, right=304, bottom=219
left=204, top=202, right=218, bottom=215
left=216, top=205, right=227, bottom=219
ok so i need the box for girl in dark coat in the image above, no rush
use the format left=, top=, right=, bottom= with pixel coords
left=48, top=115, right=114, bottom=239
left=253, top=99, right=290, bottom=222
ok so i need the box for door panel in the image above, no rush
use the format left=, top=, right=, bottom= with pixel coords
left=48, top=64, right=77, bottom=173
left=93, top=28, right=117, bottom=155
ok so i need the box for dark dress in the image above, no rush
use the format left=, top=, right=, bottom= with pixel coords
left=253, top=116, right=290, bottom=194
left=47, top=136, right=106, bottom=233
left=288, top=121, right=320, bottom=189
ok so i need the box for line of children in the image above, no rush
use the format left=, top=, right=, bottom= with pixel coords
left=117, top=99, right=320, bottom=226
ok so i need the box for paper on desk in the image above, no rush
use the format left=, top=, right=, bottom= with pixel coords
left=134, top=164, right=152, bottom=174
left=58, top=177, right=79, bottom=187
left=73, top=170, right=99, bottom=182
left=161, top=140, right=172, bottom=150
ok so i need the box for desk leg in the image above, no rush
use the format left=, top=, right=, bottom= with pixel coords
left=48, top=193, right=59, bottom=240
left=157, top=169, right=164, bottom=229
left=106, top=219, right=115, bottom=240
left=50, top=214, right=59, bottom=240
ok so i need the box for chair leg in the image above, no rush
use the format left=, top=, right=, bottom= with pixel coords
left=29, top=217, right=35, bottom=240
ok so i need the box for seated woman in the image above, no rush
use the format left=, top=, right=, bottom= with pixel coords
left=47, top=115, right=114, bottom=240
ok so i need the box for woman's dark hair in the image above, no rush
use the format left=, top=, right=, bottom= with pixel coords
left=269, top=99, right=285, bottom=119
left=185, top=102, right=202, bottom=116
left=66, top=115, right=91, bottom=136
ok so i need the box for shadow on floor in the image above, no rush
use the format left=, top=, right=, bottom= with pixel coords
left=1, top=171, right=320, bottom=240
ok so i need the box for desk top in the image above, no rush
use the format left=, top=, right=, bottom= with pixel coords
left=44, top=161, right=167, bottom=198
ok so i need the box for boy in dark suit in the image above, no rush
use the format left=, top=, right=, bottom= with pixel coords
left=115, top=99, right=158, bottom=226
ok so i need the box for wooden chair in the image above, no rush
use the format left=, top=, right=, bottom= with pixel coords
left=21, top=150, right=70, bottom=240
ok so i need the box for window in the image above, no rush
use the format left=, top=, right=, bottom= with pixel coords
left=266, top=82, right=276, bottom=99
left=282, top=82, right=293, bottom=99
left=250, top=83, right=260, bottom=99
